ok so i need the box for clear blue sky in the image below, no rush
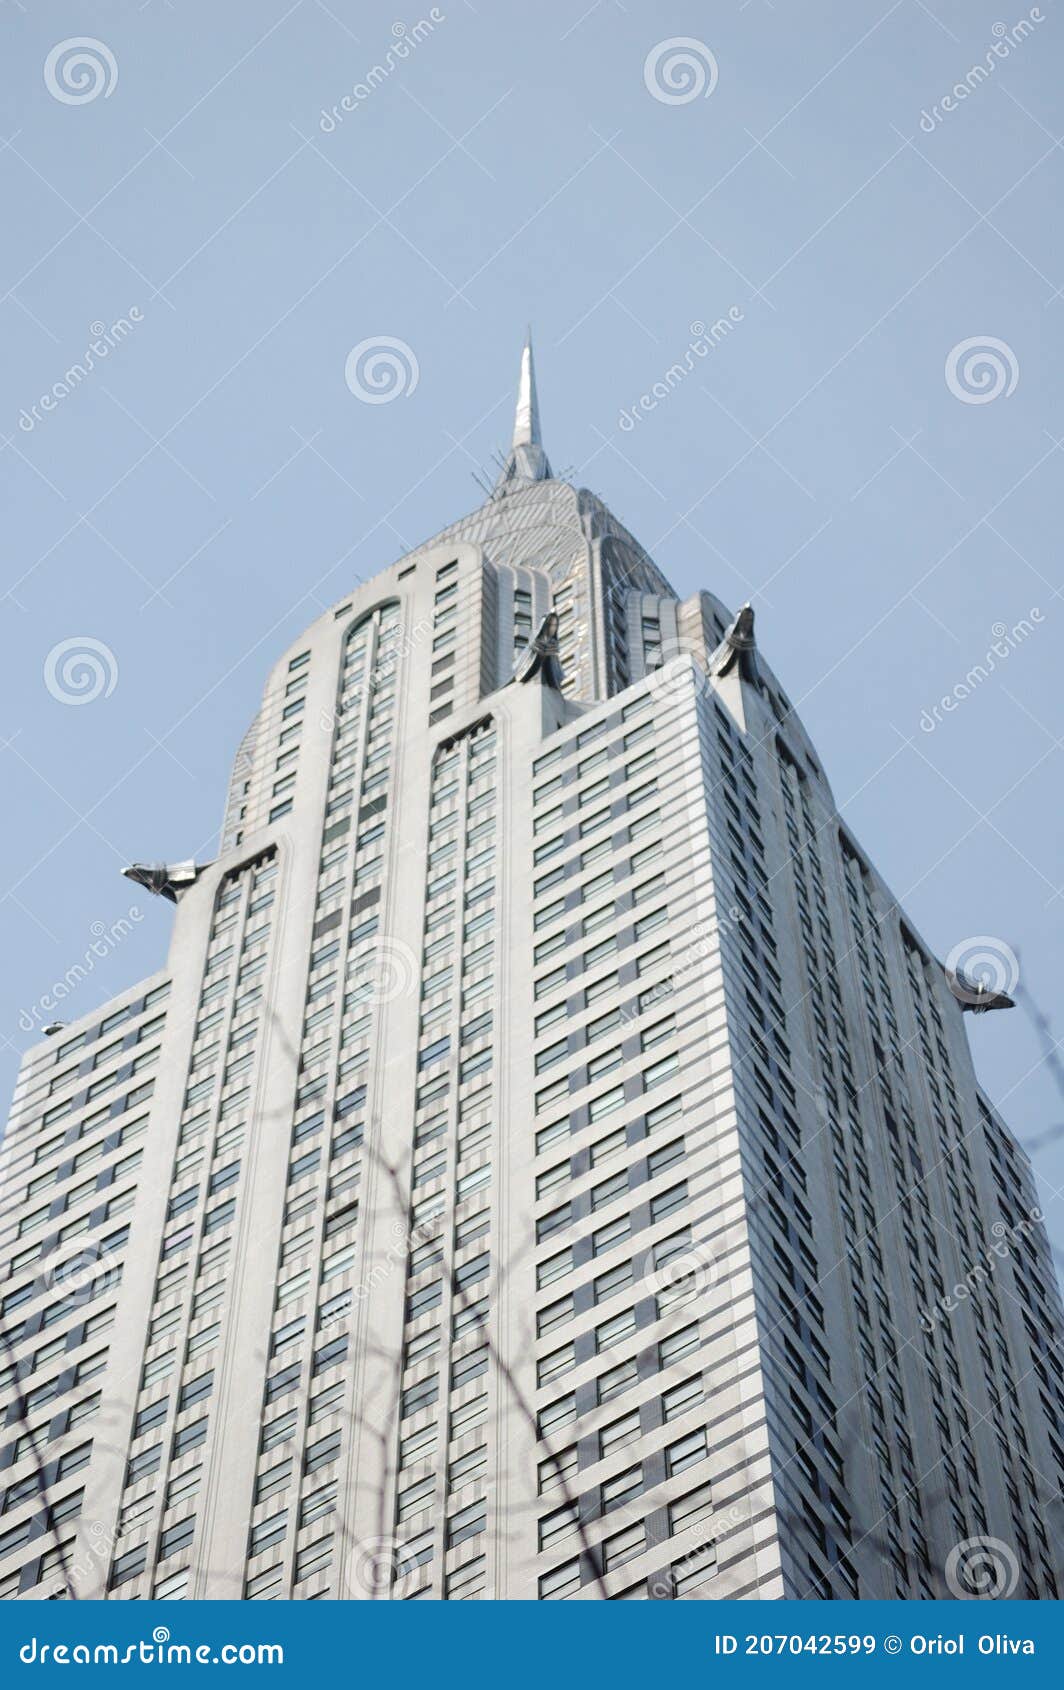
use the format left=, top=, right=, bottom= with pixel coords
left=2, top=1, right=1062, bottom=1252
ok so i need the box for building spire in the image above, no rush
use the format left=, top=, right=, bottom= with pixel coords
left=495, top=329, right=552, bottom=492
left=513, top=328, right=541, bottom=450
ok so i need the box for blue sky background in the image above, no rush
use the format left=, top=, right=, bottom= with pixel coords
left=2, top=1, right=1062, bottom=1252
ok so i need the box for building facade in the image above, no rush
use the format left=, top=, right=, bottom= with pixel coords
left=2, top=342, right=1063, bottom=1602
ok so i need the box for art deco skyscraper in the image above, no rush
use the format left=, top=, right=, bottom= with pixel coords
left=2, top=341, right=1062, bottom=1603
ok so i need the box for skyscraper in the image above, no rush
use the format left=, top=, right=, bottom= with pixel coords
left=2, top=340, right=1062, bottom=1604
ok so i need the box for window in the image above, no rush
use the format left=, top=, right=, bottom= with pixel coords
left=260, top=1409, right=298, bottom=1454
left=0, top=1519, right=32, bottom=1560
left=447, top=1498, right=486, bottom=1549
left=669, top=1482, right=713, bottom=1535
left=538, top=1394, right=576, bottom=1438
left=538, top=1445, right=578, bottom=1494
left=539, top=1558, right=581, bottom=1599
left=590, top=1128, right=626, bottom=1166
left=536, top=1160, right=570, bottom=1200
left=659, top=1324, right=699, bottom=1366
left=650, top=1182, right=686, bottom=1223
left=588, top=1085, right=624, bottom=1123
left=536, top=1038, right=568, bottom=1075
left=407, top=1280, right=442, bottom=1321
left=666, top=1428, right=708, bottom=1476
left=397, top=1475, right=435, bottom=1523
left=255, top=1459, right=292, bottom=1502
left=536, top=1118, right=569, bottom=1155
left=537, top=1342, right=575, bottom=1386
left=587, top=1045, right=622, bottom=1081
left=539, top=1502, right=580, bottom=1550
left=592, top=1215, right=630, bottom=1256
left=400, top=1376, right=439, bottom=1420
left=294, top=1534, right=333, bottom=1583
left=110, top=1546, right=147, bottom=1589
left=158, top=1516, right=195, bottom=1562
left=246, top=1563, right=283, bottom=1599
left=634, top=909, right=668, bottom=941
left=537, top=1203, right=572, bottom=1243
left=313, top=1335, right=347, bottom=1375
left=595, top=1307, right=636, bottom=1352
left=537, top=1246, right=573, bottom=1289
left=265, top=1363, right=300, bottom=1403
left=597, top=1357, right=637, bottom=1404
left=249, top=1510, right=287, bottom=1556
left=652, top=1228, right=690, bottom=1271
left=593, top=1260, right=633, bottom=1303
left=603, top=1520, right=645, bottom=1570
left=400, top=1424, right=438, bottom=1469
left=601, top=1464, right=642, bottom=1513
left=591, top=1169, right=628, bottom=1211
left=673, top=1541, right=717, bottom=1594
left=305, top=1429, right=341, bottom=1472
left=537, top=1294, right=574, bottom=1336
left=176, top=1369, right=214, bottom=1412
left=173, top=1417, right=208, bottom=1457
left=446, top=1554, right=486, bottom=1599
left=647, top=1139, right=684, bottom=1178
left=451, top=1347, right=488, bottom=1390
left=599, top=1410, right=640, bottom=1459
left=57, top=1442, right=93, bottom=1479
left=134, top=1399, right=168, bottom=1437
left=449, top=1444, right=487, bottom=1491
